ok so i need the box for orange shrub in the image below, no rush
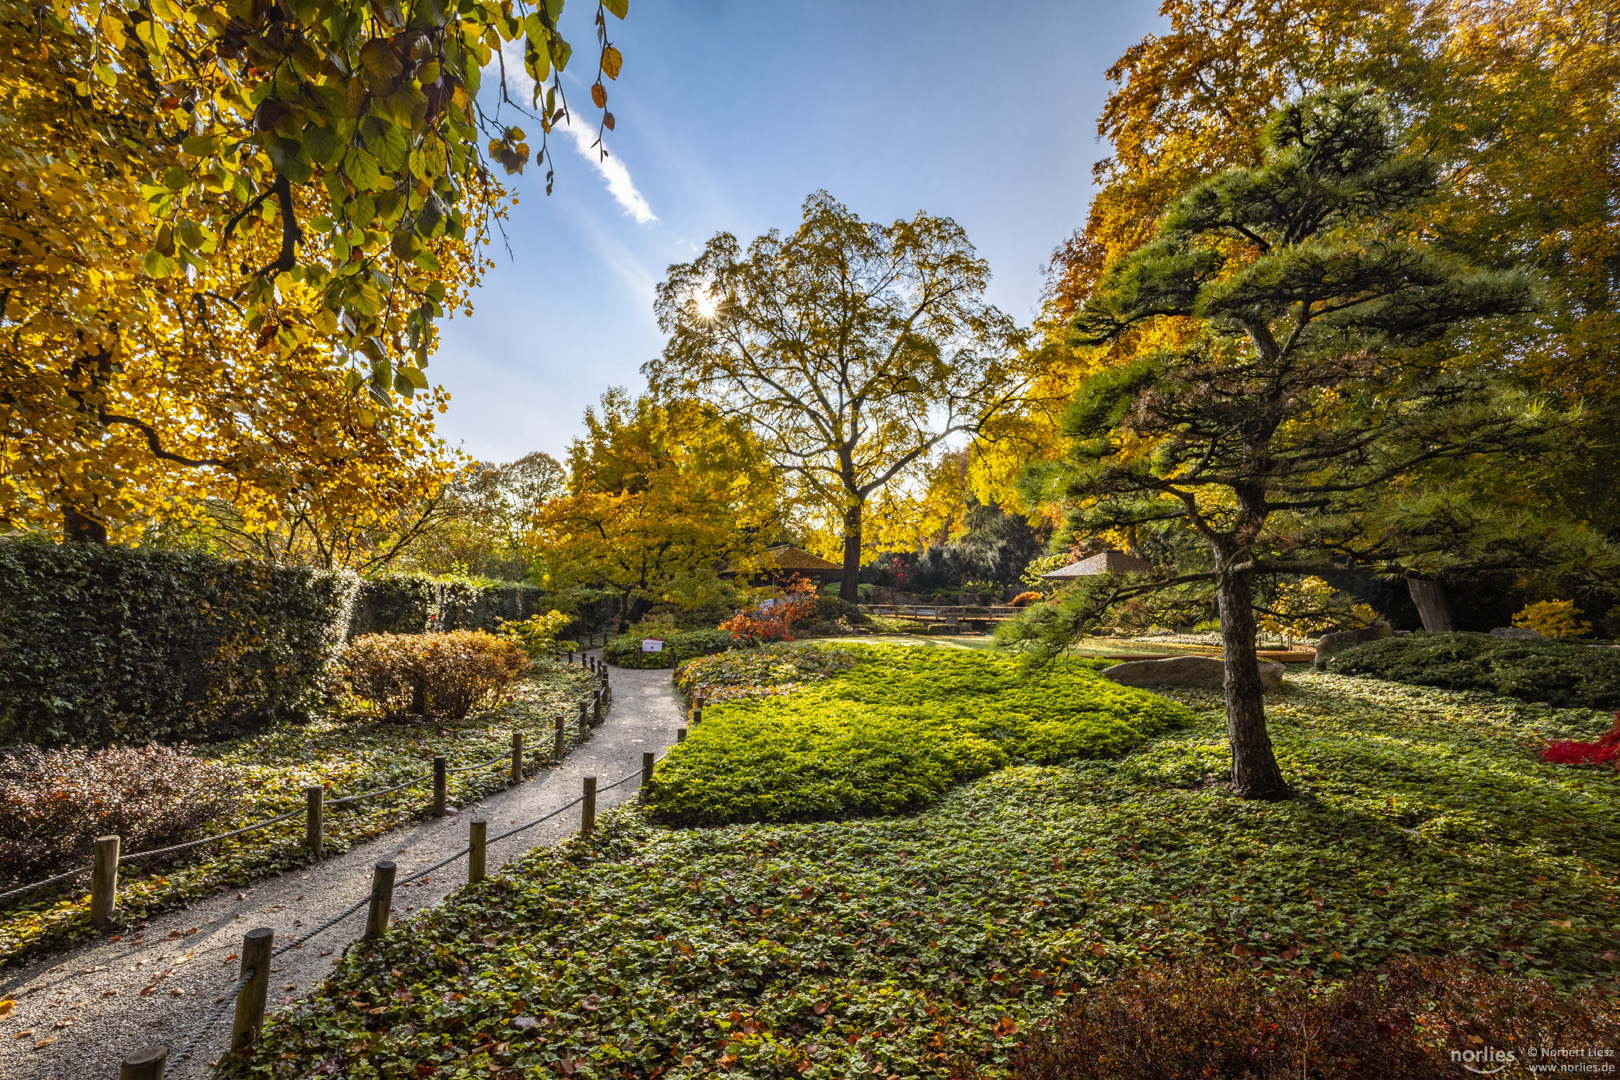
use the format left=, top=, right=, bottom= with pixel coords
left=341, top=630, right=529, bottom=721
left=1009, top=591, right=1043, bottom=607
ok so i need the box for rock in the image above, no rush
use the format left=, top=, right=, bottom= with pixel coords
left=1101, top=655, right=1285, bottom=693
left=1490, top=626, right=1544, bottom=640
left=1313, top=624, right=1394, bottom=669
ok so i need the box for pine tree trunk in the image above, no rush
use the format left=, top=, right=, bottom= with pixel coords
left=1216, top=562, right=1291, bottom=800
left=1406, top=578, right=1455, bottom=632
left=840, top=502, right=862, bottom=599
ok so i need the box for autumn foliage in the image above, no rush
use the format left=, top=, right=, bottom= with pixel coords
left=1542, top=712, right=1620, bottom=767
left=342, top=631, right=528, bottom=721
left=0, top=744, right=241, bottom=885
left=993, top=956, right=1618, bottom=1080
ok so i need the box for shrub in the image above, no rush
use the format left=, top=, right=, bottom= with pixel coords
left=1514, top=598, right=1592, bottom=639
left=645, top=644, right=1189, bottom=824
left=495, top=610, right=574, bottom=659
left=604, top=628, right=737, bottom=669
left=0, top=540, right=359, bottom=748
left=1009, top=591, right=1043, bottom=607
left=341, top=631, right=529, bottom=720
left=0, top=744, right=242, bottom=886
left=1000, top=956, right=1618, bottom=1080
left=1326, top=632, right=1620, bottom=709
left=1542, top=711, right=1620, bottom=766
left=720, top=596, right=816, bottom=645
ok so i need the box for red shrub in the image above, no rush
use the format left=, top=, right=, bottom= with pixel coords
left=0, top=744, right=242, bottom=886
left=1542, top=711, right=1620, bottom=765
left=983, top=957, right=1616, bottom=1080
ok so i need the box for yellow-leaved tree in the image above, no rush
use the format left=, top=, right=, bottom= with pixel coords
left=532, top=391, right=784, bottom=627
left=1, top=0, right=629, bottom=542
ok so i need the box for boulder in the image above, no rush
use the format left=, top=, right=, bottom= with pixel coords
left=1313, top=624, right=1394, bottom=669
left=1101, top=655, right=1285, bottom=693
left=1490, top=626, right=1544, bottom=641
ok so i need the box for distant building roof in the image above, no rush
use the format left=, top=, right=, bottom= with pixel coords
left=763, top=545, right=841, bottom=573
left=1040, top=549, right=1153, bottom=580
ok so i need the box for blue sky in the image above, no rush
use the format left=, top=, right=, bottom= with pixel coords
left=436, top=0, right=1166, bottom=464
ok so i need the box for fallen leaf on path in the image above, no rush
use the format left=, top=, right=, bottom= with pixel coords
left=32, top=1036, right=55, bottom=1049
left=13, top=1029, right=33, bottom=1039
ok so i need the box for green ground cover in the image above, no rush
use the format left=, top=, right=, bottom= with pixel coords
left=1329, top=631, right=1620, bottom=709
left=219, top=669, right=1620, bottom=1080
left=0, top=661, right=599, bottom=968
left=647, top=644, right=1190, bottom=824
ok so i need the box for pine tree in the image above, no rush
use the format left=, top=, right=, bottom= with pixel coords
left=1041, top=86, right=1577, bottom=800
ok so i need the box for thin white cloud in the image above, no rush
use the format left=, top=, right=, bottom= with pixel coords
left=491, top=44, right=656, bottom=225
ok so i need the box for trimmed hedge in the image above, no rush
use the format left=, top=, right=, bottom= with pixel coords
left=1327, top=631, right=1620, bottom=709
left=645, top=644, right=1190, bottom=824
left=0, top=541, right=358, bottom=747
left=604, top=628, right=738, bottom=669
left=347, top=574, right=546, bottom=637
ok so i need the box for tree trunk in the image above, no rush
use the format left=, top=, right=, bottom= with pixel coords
left=1406, top=578, right=1455, bottom=632
left=63, top=505, right=107, bottom=544
left=1216, top=562, right=1291, bottom=800
left=840, top=502, right=862, bottom=599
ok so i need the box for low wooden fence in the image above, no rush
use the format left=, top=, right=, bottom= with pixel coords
left=114, top=727, right=678, bottom=1078
left=0, top=649, right=614, bottom=921
left=862, top=604, right=1018, bottom=632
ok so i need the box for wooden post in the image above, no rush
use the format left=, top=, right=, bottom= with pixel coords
left=642, top=751, right=655, bottom=787
left=567, top=649, right=574, bottom=665
left=304, top=785, right=323, bottom=860
left=432, top=755, right=447, bottom=817
left=119, top=1043, right=168, bottom=1080
left=577, top=701, right=589, bottom=740
left=231, top=926, right=273, bottom=1054
left=91, top=835, right=119, bottom=930
left=468, top=818, right=487, bottom=884
left=510, top=732, right=524, bottom=785
left=693, top=704, right=703, bottom=725
left=677, top=727, right=687, bottom=743
left=581, top=777, right=596, bottom=838
left=364, top=860, right=396, bottom=940
left=593, top=688, right=603, bottom=725
left=554, top=709, right=566, bottom=760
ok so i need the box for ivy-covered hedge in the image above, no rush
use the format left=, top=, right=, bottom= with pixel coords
left=0, top=541, right=358, bottom=748
left=347, top=574, right=546, bottom=637
left=1327, top=631, right=1620, bottom=709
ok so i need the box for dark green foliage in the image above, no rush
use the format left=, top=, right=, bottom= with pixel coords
left=909, top=500, right=1048, bottom=592
left=604, top=628, right=738, bottom=669
left=1328, top=631, right=1620, bottom=709
left=645, top=644, right=1188, bottom=824
left=0, top=540, right=358, bottom=748
left=1001, top=957, right=1617, bottom=1080
left=220, top=671, right=1620, bottom=1080
left=346, top=574, right=546, bottom=637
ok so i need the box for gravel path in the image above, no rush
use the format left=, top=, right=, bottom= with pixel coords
left=0, top=658, right=684, bottom=1080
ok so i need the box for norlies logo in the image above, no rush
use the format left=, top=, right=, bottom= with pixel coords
left=1454, top=1047, right=1517, bottom=1075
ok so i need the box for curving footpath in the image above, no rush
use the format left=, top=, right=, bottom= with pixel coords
left=0, top=659, right=683, bottom=1080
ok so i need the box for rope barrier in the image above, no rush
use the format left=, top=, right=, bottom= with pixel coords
left=172, top=968, right=255, bottom=1063
left=483, top=795, right=587, bottom=846
left=118, top=810, right=303, bottom=864
left=270, top=894, right=374, bottom=959
left=443, top=750, right=510, bottom=775
left=0, top=864, right=91, bottom=904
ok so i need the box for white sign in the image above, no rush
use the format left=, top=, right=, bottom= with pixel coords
left=641, top=638, right=664, bottom=653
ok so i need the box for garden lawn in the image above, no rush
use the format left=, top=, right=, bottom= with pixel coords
left=219, top=670, right=1620, bottom=1080
left=647, top=644, right=1191, bottom=824
left=0, top=661, right=599, bottom=968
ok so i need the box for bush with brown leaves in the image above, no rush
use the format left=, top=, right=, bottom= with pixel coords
left=995, top=957, right=1616, bottom=1080
left=341, top=630, right=529, bottom=721
left=0, top=743, right=243, bottom=885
